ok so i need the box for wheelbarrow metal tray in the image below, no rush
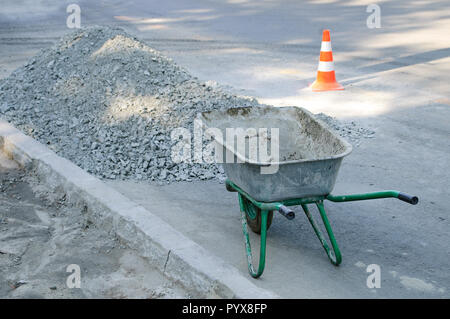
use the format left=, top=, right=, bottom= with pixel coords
left=199, top=106, right=352, bottom=202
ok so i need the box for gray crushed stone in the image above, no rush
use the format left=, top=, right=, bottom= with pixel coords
left=0, top=26, right=373, bottom=183
left=0, top=26, right=260, bottom=183
left=314, top=113, right=375, bottom=146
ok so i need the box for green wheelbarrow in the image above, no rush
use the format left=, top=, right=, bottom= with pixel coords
left=225, top=180, right=417, bottom=278
left=199, top=106, right=419, bottom=278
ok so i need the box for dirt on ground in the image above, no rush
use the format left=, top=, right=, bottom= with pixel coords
left=0, top=152, right=190, bottom=299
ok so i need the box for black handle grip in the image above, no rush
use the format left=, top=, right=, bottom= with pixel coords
left=278, top=205, right=295, bottom=220
left=398, top=193, right=419, bottom=205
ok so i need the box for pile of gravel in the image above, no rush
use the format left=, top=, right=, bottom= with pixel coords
left=314, top=113, right=375, bottom=146
left=0, top=26, right=261, bottom=182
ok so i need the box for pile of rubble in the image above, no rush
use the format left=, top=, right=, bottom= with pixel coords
left=0, top=26, right=261, bottom=182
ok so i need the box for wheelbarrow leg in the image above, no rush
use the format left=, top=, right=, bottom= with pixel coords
left=301, top=201, right=342, bottom=266
left=239, top=194, right=268, bottom=278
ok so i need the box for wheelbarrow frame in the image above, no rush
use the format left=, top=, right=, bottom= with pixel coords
left=226, top=180, right=418, bottom=278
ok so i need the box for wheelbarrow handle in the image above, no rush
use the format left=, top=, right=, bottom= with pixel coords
left=326, top=190, right=419, bottom=205
left=278, top=205, right=295, bottom=220
left=397, top=193, right=419, bottom=205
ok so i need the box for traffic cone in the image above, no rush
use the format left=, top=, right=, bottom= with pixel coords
left=310, top=29, right=344, bottom=91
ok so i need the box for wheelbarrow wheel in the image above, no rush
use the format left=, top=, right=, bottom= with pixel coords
left=241, top=197, right=273, bottom=234
left=247, top=211, right=274, bottom=234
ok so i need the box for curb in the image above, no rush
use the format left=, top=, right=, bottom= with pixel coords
left=0, top=120, right=279, bottom=299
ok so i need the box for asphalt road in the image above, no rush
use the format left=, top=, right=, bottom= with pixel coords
left=1, top=0, right=449, bottom=298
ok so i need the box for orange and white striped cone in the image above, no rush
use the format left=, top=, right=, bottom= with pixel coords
left=310, top=29, right=344, bottom=91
